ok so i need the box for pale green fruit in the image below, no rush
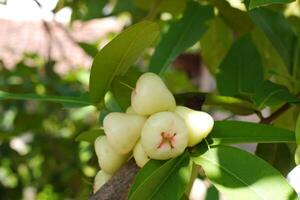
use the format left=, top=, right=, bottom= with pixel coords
left=126, top=106, right=137, bottom=114
left=133, top=140, right=150, bottom=167
left=131, top=72, right=176, bottom=115
left=295, top=146, right=300, bottom=165
left=94, top=136, right=128, bottom=174
left=93, top=170, right=112, bottom=193
left=141, top=112, right=188, bottom=160
left=175, top=106, right=214, bottom=147
left=104, top=112, right=146, bottom=154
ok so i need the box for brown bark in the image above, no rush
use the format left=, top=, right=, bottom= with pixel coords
left=89, top=159, right=140, bottom=200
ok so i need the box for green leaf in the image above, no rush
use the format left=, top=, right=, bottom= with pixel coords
left=133, top=0, right=187, bottom=16
left=249, top=8, right=296, bottom=71
left=252, top=81, right=300, bottom=109
left=255, top=143, right=293, bottom=176
left=128, top=151, right=192, bottom=200
left=0, top=91, right=91, bottom=107
left=78, top=42, right=98, bottom=57
left=175, top=92, right=257, bottom=115
left=209, top=0, right=253, bottom=34
left=89, top=20, right=160, bottom=105
left=148, top=1, right=213, bottom=74
left=205, top=185, right=219, bottom=200
left=248, top=0, right=294, bottom=10
left=75, top=129, right=104, bottom=143
left=193, top=145, right=298, bottom=200
left=104, top=91, right=123, bottom=112
left=216, top=34, right=264, bottom=97
left=163, top=69, right=197, bottom=93
left=251, top=27, right=291, bottom=87
left=200, top=17, right=233, bottom=74
left=111, top=68, right=142, bottom=110
left=208, top=121, right=296, bottom=145
left=296, top=115, right=300, bottom=145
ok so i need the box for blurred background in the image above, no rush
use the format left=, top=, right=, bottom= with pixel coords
left=0, top=0, right=299, bottom=199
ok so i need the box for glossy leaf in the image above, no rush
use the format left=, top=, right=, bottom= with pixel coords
left=248, top=0, right=294, bottom=10
left=128, top=151, right=192, bottom=200
left=75, top=129, right=104, bottom=143
left=193, top=145, right=298, bottom=200
left=0, top=91, right=91, bottom=107
left=149, top=1, right=213, bottom=74
left=208, top=121, right=296, bottom=145
left=89, top=21, right=160, bottom=104
left=216, top=34, right=264, bottom=97
left=252, top=81, right=300, bottom=109
left=200, top=17, right=233, bottom=74
left=249, top=8, right=295, bottom=70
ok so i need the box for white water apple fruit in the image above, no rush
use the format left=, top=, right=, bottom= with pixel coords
left=141, top=112, right=188, bottom=160
left=104, top=112, right=146, bottom=154
left=133, top=140, right=150, bottom=167
left=94, top=136, right=128, bottom=174
left=175, top=106, right=214, bottom=147
left=131, top=72, right=176, bottom=115
left=93, top=170, right=112, bottom=193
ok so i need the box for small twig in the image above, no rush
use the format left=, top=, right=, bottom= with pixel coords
left=260, top=103, right=291, bottom=124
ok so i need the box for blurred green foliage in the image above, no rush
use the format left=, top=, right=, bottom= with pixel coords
left=0, top=54, right=98, bottom=199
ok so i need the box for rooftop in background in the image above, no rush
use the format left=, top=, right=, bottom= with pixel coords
left=0, top=0, right=125, bottom=74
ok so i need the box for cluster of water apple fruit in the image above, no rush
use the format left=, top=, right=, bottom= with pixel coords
left=93, top=72, right=214, bottom=193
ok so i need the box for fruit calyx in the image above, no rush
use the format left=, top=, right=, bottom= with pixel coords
left=157, top=131, right=177, bottom=149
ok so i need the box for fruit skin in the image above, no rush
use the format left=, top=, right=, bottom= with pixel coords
left=104, top=112, right=146, bottom=154
left=94, top=136, right=129, bottom=174
left=126, top=106, right=137, bottom=114
left=131, top=72, right=176, bottom=115
left=295, top=146, right=300, bottom=165
left=133, top=140, right=150, bottom=167
left=141, top=112, right=188, bottom=160
left=93, top=170, right=112, bottom=193
left=175, top=106, right=214, bottom=147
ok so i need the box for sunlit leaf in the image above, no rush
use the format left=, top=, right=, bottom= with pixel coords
left=193, top=145, right=298, bottom=200
left=200, top=17, right=233, bottom=74
left=128, top=151, right=192, bottom=200
left=89, top=21, right=160, bottom=105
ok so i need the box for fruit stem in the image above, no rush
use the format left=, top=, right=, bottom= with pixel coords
left=119, top=81, right=135, bottom=90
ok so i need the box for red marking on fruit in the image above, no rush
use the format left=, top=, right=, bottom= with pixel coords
left=157, top=132, right=176, bottom=149
left=132, top=89, right=137, bottom=96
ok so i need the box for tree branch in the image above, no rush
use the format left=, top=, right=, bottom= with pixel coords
left=89, top=159, right=140, bottom=200
left=260, top=103, right=292, bottom=124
